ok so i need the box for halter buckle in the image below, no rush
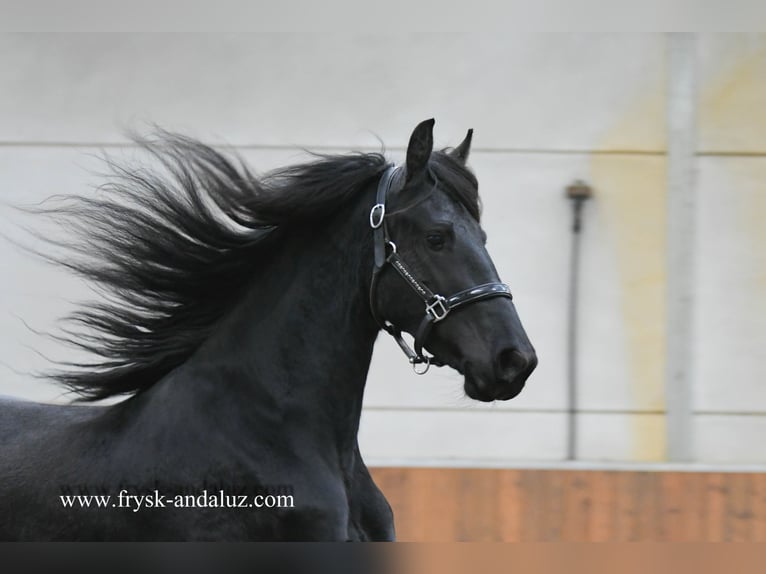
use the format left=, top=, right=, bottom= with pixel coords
left=369, top=203, right=385, bottom=229
left=425, top=295, right=449, bottom=322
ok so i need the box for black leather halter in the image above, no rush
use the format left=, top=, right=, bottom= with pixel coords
left=369, top=165, right=513, bottom=374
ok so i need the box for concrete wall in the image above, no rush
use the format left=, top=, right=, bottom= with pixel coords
left=0, top=34, right=763, bottom=465
left=693, top=34, right=766, bottom=463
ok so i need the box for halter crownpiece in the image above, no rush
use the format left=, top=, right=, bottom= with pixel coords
left=368, top=165, right=513, bottom=374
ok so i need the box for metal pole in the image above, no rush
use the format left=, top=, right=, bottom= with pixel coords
left=565, top=180, right=592, bottom=460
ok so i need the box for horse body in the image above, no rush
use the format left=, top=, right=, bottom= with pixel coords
left=0, top=396, right=390, bottom=540
left=0, top=192, right=391, bottom=540
left=0, top=398, right=390, bottom=540
left=0, top=119, right=536, bottom=540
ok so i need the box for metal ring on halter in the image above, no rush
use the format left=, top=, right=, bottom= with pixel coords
left=387, top=241, right=397, bottom=254
left=411, top=356, right=430, bottom=375
left=369, top=204, right=385, bottom=229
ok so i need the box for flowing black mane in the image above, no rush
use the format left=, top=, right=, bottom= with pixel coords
left=33, top=133, right=479, bottom=401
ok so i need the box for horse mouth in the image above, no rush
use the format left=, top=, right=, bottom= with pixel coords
left=463, top=372, right=526, bottom=402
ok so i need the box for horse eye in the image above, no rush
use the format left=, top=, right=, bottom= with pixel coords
left=426, top=232, right=445, bottom=250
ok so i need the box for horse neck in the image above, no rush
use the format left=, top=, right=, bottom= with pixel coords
left=180, top=195, right=379, bottom=456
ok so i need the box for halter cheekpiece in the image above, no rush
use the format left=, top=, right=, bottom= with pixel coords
left=368, top=165, right=513, bottom=374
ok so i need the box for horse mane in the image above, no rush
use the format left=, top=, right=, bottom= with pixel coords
left=30, top=132, right=479, bottom=401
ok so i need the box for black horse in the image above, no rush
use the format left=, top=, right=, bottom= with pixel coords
left=0, top=119, right=536, bottom=541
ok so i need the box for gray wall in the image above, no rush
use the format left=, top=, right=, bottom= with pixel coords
left=0, top=34, right=764, bottom=465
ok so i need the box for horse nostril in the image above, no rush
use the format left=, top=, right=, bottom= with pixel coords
left=495, top=348, right=536, bottom=379
left=524, top=352, right=538, bottom=376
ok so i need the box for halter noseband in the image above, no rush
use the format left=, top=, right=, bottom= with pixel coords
left=369, top=165, right=513, bottom=374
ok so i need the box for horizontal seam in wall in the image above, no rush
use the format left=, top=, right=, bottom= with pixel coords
left=694, top=411, right=766, bottom=417
left=0, top=141, right=667, bottom=156
left=697, top=151, right=766, bottom=157
left=6, top=143, right=766, bottom=157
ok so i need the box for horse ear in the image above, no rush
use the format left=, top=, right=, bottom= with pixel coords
left=450, top=129, right=473, bottom=164
left=405, top=118, right=435, bottom=183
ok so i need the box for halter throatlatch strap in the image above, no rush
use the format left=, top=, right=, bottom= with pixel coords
left=369, top=165, right=513, bottom=374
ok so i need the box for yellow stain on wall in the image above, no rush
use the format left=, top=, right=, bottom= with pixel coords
left=571, top=36, right=765, bottom=462
left=700, top=37, right=766, bottom=296
left=699, top=37, right=766, bottom=153
left=590, top=79, right=668, bottom=461
left=693, top=36, right=766, bottom=426
left=589, top=155, right=667, bottom=461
